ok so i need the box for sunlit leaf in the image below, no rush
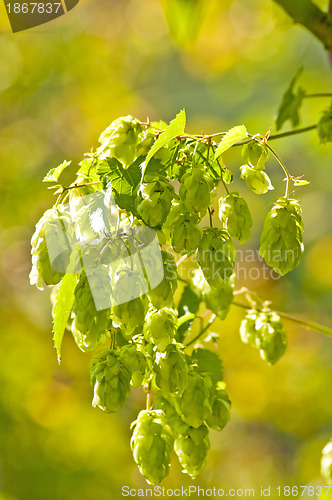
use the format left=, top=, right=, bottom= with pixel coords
left=214, top=125, right=247, bottom=161
left=43, top=160, right=71, bottom=183
left=52, top=273, right=77, bottom=363
left=144, top=109, right=186, bottom=171
left=192, top=348, right=224, bottom=384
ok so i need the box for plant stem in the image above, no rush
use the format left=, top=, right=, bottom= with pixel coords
left=267, top=125, right=317, bottom=141
left=185, top=314, right=217, bottom=347
left=208, top=207, right=213, bottom=227
left=233, top=301, right=332, bottom=338
left=255, top=137, right=291, bottom=198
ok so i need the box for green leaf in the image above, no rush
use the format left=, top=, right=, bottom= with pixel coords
left=144, top=109, right=186, bottom=171
left=192, top=348, right=224, bottom=384
left=213, top=125, right=247, bottom=161
left=52, top=273, right=77, bottom=363
left=275, top=67, right=305, bottom=131
left=178, top=285, right=201, bottom=317
left=102, top=157, right=142, bottom=214
left=293, top=179, right=310, bottom=186
left=43, top=160, right=71, bottom=183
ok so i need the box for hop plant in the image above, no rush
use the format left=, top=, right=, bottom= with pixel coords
left=148, top=251, right=178, bottom=309
left=137, top=174, right=175, bottom=227
left=240, top=309, right=287, bottom=364
left=179, top=166, right=214, bottom=216
left=174, top=424, right=210, bottom=478
left=321, top=440, right=332, bottom=485
left=144, top=308, right=177, bottom=351
left=173, top=369, right=212, bottom=428
left=30, top=208, right=71, bottom=289
left=154, top=344, right=188, bottom=397
left=130, top=410, right=174, bottom=484
left=119, top=344, right=147, bottom=388
left=218, top=192, right=253, bottom=243
left=317, top=102, right=332, bottom=144
left=203, top=279, right=233, bottom=320
left=112, top=270, right=148, bottom=335
left=197, top=227, right=237, bottom=287
left=98, top=115, right=142, bottom=167
left=259, top=197, right=304, bottom=276
left=206, top=386, right=231, bottom=431
left=90, top=348, right=131, bottom=413
left=71, top=268, right=112, bottom=352
left=240, top=164, right=274, bottom=194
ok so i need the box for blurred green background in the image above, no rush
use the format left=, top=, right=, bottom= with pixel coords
left=1, top=1, right=332, bottom=498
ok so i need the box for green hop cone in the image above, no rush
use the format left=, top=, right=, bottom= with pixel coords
left=30, top=208, right=72, bottom=289
left=148, top=251, right=178, bottom=309
left=321, top=440, right=332, bottom=485
left=241, top=140, right=269, bottom=170
left=71, top=268, right=112, bottom=352
left=197, top=227, right=237, bottom=287
left=112, top=270, right=148, bottom=335
left=154, top=391, right=188, bottom=435
left=218, top=192, right=253, bottom=243
left=317, top=102, right=332, bottom=144
left=179, top=166, right=214, bottom=216
left=240, top=165, right=274, bottom=194
left=144, top=308, right=177, bottom=351
left=240, top=309, right=287, bottom=364
left=173, top=369, right=212, bottom=428
left=206, top=386, right=231, bottom=431
left=137, top=175, right=175, bottom=228
left=203, top=280, right=233, bottom=320
left=136, top=128, right=172, bottom=162
left=154, top=344, right=188, bottom=397
left=174, top=424, right=210, bottom=478
left=98, top=115, right=142, bottom=167
left=259, top=197, right=304, bottom=276
left=90, top=348, right=131, bottom=413
left=170, top=211, right=203, bottom=255
left=130, top=410, right=174, bottom=484
left=119, top=344, right=147, bottom=388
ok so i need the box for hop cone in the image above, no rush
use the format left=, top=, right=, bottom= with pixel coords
left=218, top=192, right=253, bottom=243
left=240, top=309, right=287, bottom=364
left=130, top=410, right=174, bottom=484
left=240, top=165, right=274, bottom=195
left=259, top=197, right=304, bottom=275
left=154, top=344, right=188, bottom=397
left=98, top=115, right=142, bottom=167
left=173, top=369, right=212, bottom=428
left=317, top=103, right=332, bottom=144
left=137, top=175, right=175, bottom=227
left=170, top=212, right=203, bottom=255
left=112, top=270, right=148, bottom=335
left=144, top=308, right=177, bottom=351
left=30, top=208, right=71, bottom=289
left=206, top=386, right=231, bottom=431
left=179, top=166, right=214, bottom=216
left=203, top=280, right=233, bottom=320
left=148, top=251, right=178, bottom=309
left=136, top=128, right=171, bottom=162
left=242, top=141, right=269, bottom=170
left=174, top=424, right=210, bottom=478
left=90, top=348, right=131, bottom=413
left=119, top=344, right=147, bottom=388
left=321, top=440, right=332, bottom=485
left=197, top=228, right=237, bottom=287
left=71, top=268, right=112, bottom=352
left=154, top=391, right=188, bottom=435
